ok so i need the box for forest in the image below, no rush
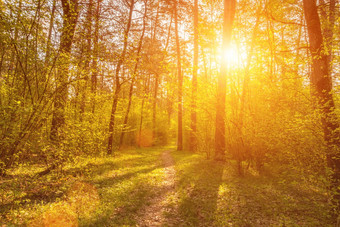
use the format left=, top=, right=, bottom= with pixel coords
left=0, top=0, right=340, bottom=226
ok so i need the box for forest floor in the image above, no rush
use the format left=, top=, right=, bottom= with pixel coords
left=0, top=146, right=334, bottom=226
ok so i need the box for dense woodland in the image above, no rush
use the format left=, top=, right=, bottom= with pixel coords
left=1, top=0, right=340, bottom=225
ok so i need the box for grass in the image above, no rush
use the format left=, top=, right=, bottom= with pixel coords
left=0, top=146, right=333, bottom=226
left=0, top=146, right=166, bottom=226
left=165, top=150, right=332, bottom=226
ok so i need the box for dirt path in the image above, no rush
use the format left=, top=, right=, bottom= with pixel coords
left=136, top=150, right=177, bottom=226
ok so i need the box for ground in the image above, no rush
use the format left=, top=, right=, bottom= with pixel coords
left=0, top=146, right=333, bottom=226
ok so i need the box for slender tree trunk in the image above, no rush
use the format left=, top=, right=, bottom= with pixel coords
left=202, top=48, right=208, bottom=81
left=119, top=1, right=147, bottom=148
left=319, top=0, right=336, bottom=75
left=190, top=0, right=198, bottom=152
left=239, top=2, right=261, bottom=130
left=8, top=0, right=21, bottom=77
left=91, top=0, right=101, bottom=113
left=293, top=14, right=304, bottom=88
left=174, top=0, right=183, bottom=151
left=214, top=0, right=236, bottom=161
left=50, top=0, right=79, bottom=142
left=107, top=0, right=135, bottom=154
left=238, top=2, right=262, bottom=174
left=165, top=14, right=173, bottom=51
left=0, top=48, right=4, bottom=76
left=152, top=74, right=159, bottom=143
left=164, top=13, right=173, bottom=128
left=45, top=0, right=56, bottom=64
left=80, top=0, right=93, bottom=116
left=303, top=0, right=340, bottom=213
left=139, top=98, right=145, bottom=147
left=138, top=74, right=151, bottom=147
left=84, top=0, right=93, bottom=72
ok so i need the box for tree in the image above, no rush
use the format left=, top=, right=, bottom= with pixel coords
left=214, top=0, right=236, bottom=161
left=302, top=0, right=340, bottom=212
left=190, top=0, right=198, bottom=152
left=174, top=0, right=183, bottom=151
left=79, top=0, right=94, bottom=117
left=107, top=0, right=135, bottom=154
left=91, top=0, right=101, bottom=113
left=50, top=0, right=79, bottom=142
left=119, top=0, right=147, bottom=148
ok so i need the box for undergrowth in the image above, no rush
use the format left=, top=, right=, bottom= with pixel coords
left=0, top=147, right=333, bottom=226
left=0, top=147, right=165, bottom=226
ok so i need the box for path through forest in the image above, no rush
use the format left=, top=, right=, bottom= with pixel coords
left=136, top=150, right=177, bottom=226
left=0, top=147, right=333, bottom=226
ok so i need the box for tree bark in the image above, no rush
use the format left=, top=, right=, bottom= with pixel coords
left=45, top=0, right=56, bottom=64
left=50, top=0, right=79, bottom=142
left=91, top=0, right=101, bottom=113
left=174, top=0, right=183, bottom=151
left=303, top=0, right=340, bottom=212
left=81, top=0, right=94, bottom=114
left=138, top=74, right=151, bottom=147
left=107, top=0, right=135, bottom=154
left=119, top=0, right=147, bottom=148
left=214, top=0, right=236, bottom=161
left=79, top=0, right=93, bottom=117
left=237, top=1, right=262, bottom=175
left=319, top=0, right=336, bottom=75
left=190, top=0, right=198, bottom=152
left=152, top=73, right=159, bottom=143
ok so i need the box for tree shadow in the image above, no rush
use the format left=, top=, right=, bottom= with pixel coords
left=165, top=152, right=331, bottom=226
left=92, top=164, right=162, bottom=188
left=168, top=152, right=224, bottom=226
left=0, top=155, right=160, bottom=219
left=214, top=164, right=332, bottom=226
left=83, top=166, right=164, bottom=226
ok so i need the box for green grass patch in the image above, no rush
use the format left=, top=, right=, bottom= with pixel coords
left=1, top=147, right=333, bottom=226
left=166, top=150, right=332, bottom=226
left=0, top=146, right=166, bottom=226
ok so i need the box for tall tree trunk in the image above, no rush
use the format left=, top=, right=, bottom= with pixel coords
left=91, top=0, right=101, bottom=113
left=152, top=74, right=159, bottom=143
left=50, top=0, right=79, bottom=142
left=237, top=2, right=262, bottom=175
left=165, top=16, right=173, bottom=128
left=319, top=0, right=336, bottom=75
left=8, top=0, right=21, bottom=77
left=239, top=2, right=261, bottom=131
left=214, top=0, right=236, bottom=161
left=107, top=0, right=135, bottom=154
left=119, top=0, right=147, bottom=148
left=45, top=0, right=56, bottom=64
left=174, top=0, right=183, bottom=151
left=303, top=0, right=340, bottom=212
left=80, top=0, right=93, bottom=116
left=190, top=0, right=198, bottom=152
left=138, top=74, right=151, bottom=147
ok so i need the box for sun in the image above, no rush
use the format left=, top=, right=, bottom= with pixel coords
left=222, top=46, right=239, bottom=66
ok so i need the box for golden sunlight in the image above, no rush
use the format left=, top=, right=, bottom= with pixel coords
left=221, top=45, right=246, bottom=68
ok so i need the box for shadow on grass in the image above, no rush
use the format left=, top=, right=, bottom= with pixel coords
left=83, top=169, right=163, bottom=227
left=168, top=151, right=332, bottom=226
left=219, top=169, right=332, bottom=226
left=0, top=152, right=158, bottom=219
left=0, top=187, right=64, bottom=215
left=81, top=148, right=166, bottom=226
left=93, top=164, right=162, bottom=188
left=169, top=151, right=224, bottom=226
